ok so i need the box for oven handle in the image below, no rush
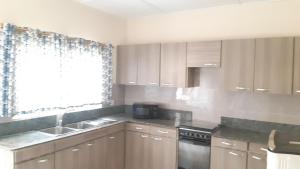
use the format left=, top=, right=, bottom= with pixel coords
left=179, top=138, right=211, bottom=146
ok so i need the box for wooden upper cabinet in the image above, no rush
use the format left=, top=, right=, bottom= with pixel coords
left=117, top=45, right=138, bottom=85
left=223, top=39, right=255, bottom=92
left=160, top=42, right=187, bottom=88
left=294, top=38, right=300, bottom=95
left=254, top=37, right=294, bottom=95
left=137, top=44, right=161, bottom=86
left=187, top=41, right=221, bottom=67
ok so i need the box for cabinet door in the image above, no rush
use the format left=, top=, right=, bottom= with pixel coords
left=210, top=147, right=247, bottom=169
left=137, top=44, right=161, bottom=86
left=254, top=38, right=294, bottom=95
left=79, top=138, right=107, bottom=169
left=247, top=152, right=266, bottom=169
left=149, top=136, right=177, bottom=169
left=117, top=45, right=138, bottom=85
left=160, top=43, right=187, bottom=88
left=223, top=39, right=255, bottom=92
left=107, top=131, right=125, bottom=169
left=55, top=146, right=83, bottom=169
left=293, top=37, right=300, bottom=95
left=187, top=41, right=221, bottom=67
left=125, top=131, right=150, bottom=169
left=15, top=154, right=54, bottom=169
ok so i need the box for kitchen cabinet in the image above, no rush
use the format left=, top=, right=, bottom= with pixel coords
left=210, top=147, right=247, bottom=169
left=254, top=37, right=294, bottom=95
left=117, top=45, right=138, bottom=85
left=55, top=145, right=84, bottom=169
left=137, top=44, right=161, bottom=86
left=15, top=154, right=54, bottom=169
left=223, top=39, right=255, bottom=92
left=150, top=136, right=177, bottom=169
left=247, top=152, right=266, bottom=169
left=293, top=37, right=300, bottom=95
left=106, top=131, right=125, bottom=169
left=126, top=131, right=150, bottom=169
left=187, top=41, right=221, bottom=67
left=160, top=42, right=187, bottom=88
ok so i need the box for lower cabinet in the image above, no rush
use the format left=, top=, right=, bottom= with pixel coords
left=55, top=131, right=125, bottom=169
left=15, top=154, right=54, bottom=169
left=210, top=147, right=247, bottom=169
left=106, top=131, right=125, bottom=169
left=125, top=129, right=177, bottom=169
left=247, top=152, right=267, bottom=169
left=149, top=135, right=177, bottom=169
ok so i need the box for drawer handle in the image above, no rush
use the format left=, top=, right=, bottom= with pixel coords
left=149, top=82, right=158, bottom=85
left=161, top=83, right=175, bottom=86
left=158, top=130, right=169, bottom=134
left=135, top=127, right=143, bottom=130
left=229, top=152, right=239, bottom=156
left=252, top=155, right=262, bottom=160
left=221, top=141, right=232, bottom=146
left=72, top=148, right=79, bottom=152
left=38, top=159, right=48, bottom=163
left=256, top=88, right=269, bottom=92
left=87, top=143, right=93, bottom=147
left=260, top=148, right=268, bottom=152
left=203, top=63, right=217, bottom=67
left=109, top=136, right=116, bottom=139
left=296, top=90, right=300, bottom=93
left=235, top=86, right=250, bottom=91
left=128, top=81, right=136, bottom=84
left=153, top=137, right=162, bottom=141
left=141, top=134, right=149, bottom=138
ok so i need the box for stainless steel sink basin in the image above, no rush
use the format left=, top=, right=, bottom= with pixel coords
left=65, top=122, right=96, bottom=130
left=87, top=118, right=117, bottom=126
left=40, top=127, right=77, bottom=136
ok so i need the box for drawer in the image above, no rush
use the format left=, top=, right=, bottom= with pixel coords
left=14, top=142, right=54, bottom=163
left=126, top=123, right=150, bottom=133
left=211, top=137, right=248, bottom=151
left=15, top=154, right=54, bottom=169
left=150, top=126, right=177, bottom=138
left=55, top=127, right=107, bottom=151
left=106, top=123, right=125, bottom=134
left=247, top=152, right=267, bottom=169
left=249, top=143, right=268, bottom=155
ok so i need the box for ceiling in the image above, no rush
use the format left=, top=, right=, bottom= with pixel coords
left=75, top=0, right=280, bottom=17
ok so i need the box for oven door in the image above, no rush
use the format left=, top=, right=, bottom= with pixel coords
left=178, top=139, right=211, bottom=169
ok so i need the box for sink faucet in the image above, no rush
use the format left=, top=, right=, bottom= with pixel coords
left=56, top=110, right=66, bottom=128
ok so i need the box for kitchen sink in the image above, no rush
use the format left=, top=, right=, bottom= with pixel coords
left=87, top=118, right=117, bottom=126
left=40, top=126, right=77, bottom=136
left=65, top=122, right=97, bottom=130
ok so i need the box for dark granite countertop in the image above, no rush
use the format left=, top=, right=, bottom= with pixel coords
left=213, top=126, right=269, bottom=145
left=0, top=113, right=182, bottom=151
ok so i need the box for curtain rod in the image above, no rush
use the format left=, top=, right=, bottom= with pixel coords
left=0, top=23, right=113, bottom=48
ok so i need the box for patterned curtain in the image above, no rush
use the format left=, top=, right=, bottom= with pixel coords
left=0, top=23, right=113, bottom=117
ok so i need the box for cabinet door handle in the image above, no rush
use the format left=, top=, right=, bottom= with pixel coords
left=149, top=82, right=158, bottom=85
left=87, top=143, right=93, bottom=147
left=256, top=88, right=269, bottom=92
left=161, top=83, right=175, bottom=87
left=295, top=90, right=300, bottom=93
left=235, top=86, right=250, bottom=91
left=252, top=155, right=262, bottom=160
left=260, top=148, right=268, bottom=152
left=158, top=130, right=169, bottom=134
left=229, top=152, right=239, bottom=156
left=221, top=141, right=232, bottom=146
left=72, top=148, right=79, bottom=152
left=109, top=136, right=116, bottom=139
left=203, top=63, right=217, bottom=67
left=141, top=134, right=149, bottom=138
left=38, top=159, right=48, bottom=163
left=153, top=137, right=162, bottom=141
left=128, top=81, right=136, bottom=84
left=135, top=127, right=143, bottom=130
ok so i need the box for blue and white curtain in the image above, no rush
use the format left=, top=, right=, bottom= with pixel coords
left=0, top=23, right=113, bottom=117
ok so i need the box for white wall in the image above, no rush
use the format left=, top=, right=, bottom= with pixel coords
left=124, top=0, right=300, bottom=125
left=125, top=0, right=300, bottom=44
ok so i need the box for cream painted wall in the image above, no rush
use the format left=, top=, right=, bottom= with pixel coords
left=125, top=0, right=300, bottom=44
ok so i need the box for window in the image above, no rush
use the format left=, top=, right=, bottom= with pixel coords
left=0, top=23, right=113, bottom=117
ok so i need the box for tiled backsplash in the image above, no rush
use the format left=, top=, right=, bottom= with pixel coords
left=124, top=68, right=300, bottom=125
